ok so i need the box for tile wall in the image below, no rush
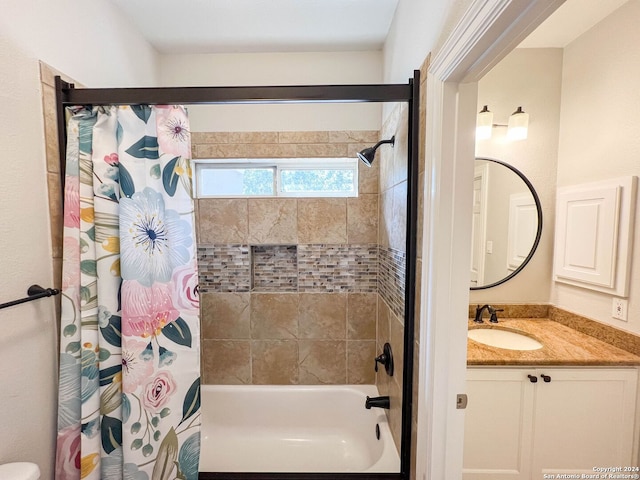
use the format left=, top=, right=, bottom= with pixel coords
left=375, top=101, right=411, bottom=452
left=194, top=130, right=401, bottom=385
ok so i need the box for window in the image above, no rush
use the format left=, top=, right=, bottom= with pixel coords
left=194, top=158, right=359, bottom=198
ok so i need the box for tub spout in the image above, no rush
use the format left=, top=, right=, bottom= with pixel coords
left=365, top=395, right=390, bottom=409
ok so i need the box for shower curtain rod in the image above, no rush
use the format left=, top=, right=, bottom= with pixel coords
left=56, top=78, right=413, bottom=106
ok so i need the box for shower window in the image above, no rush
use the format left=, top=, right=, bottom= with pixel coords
left=194, top=158, right=358, bottom=198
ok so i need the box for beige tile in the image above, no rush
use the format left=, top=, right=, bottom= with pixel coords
left=380, top=106, right=400, bottom=192
left=42, top=84, right=60, bottom=174
left=47, top=173, right=63, bottom=259
left=356, top=154, right=379, bottom=194
left=347, top=340, right=376, bottom=384
left=348, top=293, right=377, bottom=340
left=251, top=143, right=299, bottom=158
left=419, top=80, right=427, bottom=175
left=202, top=340, right=251, bottom=384
left=390, top=181, right=407, bottom=252
left=228, top=132, right=278, bottom=144
left=298, top=198, right=347, bottom=243
left=329, top=131, right=380, bottom=143
left=347, top=194, right=378, bottom=244
left=196, top=143, right=298, bottom=158
left=198, top=199, right=248, bottom=243
left=377, top=295, right=391, bottom=348
left=378, top=189, right=392, bottom=248
left=250, top=293, right=299, bottom=339
left=392, top=104, right=409, bottom=186
left=195, top=144, right=245, bottom=158
left=411, top=342, right=419, bottom=479
left=294, top=143, right=348, bottom=157
left=252, top=340, right=299, bottom=384
left=39, top=61, right=79, bottom=88
left=299, top=340, right=346, bottom=384
left=419, top=53, right=431, bottom=86
left=201, top=292, right=250, bottom=339
left=52, top=257, right=63, bottom=291
left=191, top=132, right=229, bottom=144
left=389, top=312, right=405, bottom=392
left=279, top=131, right=329, bottom=143
left=388, top=374, right=403, bottom=453
left=414, top=259, right=423, bottom=341
left=248, top=198, right=297, bottom=244
left=298, top=293, right=347, bottom=339
left=39, top=61, right=58, bottom=87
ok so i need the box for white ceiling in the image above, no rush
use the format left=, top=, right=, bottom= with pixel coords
left=109, top=0, right=400, bottom=54
left=109, top=0, right=628, bottom=55
left=519, top=0, right=629, bottom=48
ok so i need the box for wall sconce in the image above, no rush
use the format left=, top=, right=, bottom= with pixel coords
left=506, top=106, right=529, bottom=141
left=476, top=105, right=529, bottom=141
left=476, top=105, right=493, bottom=140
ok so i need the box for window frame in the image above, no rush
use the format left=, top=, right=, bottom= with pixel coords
left=193, top=158, right=360, bottom=198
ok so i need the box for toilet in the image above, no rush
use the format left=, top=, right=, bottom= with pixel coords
left=0, top=463, right=40, bottom=480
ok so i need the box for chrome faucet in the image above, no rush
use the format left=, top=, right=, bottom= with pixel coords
left=473, top=304, right=503, bottom=323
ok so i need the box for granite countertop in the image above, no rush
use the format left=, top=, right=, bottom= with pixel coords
left=467, top=318, right=640, bottom=366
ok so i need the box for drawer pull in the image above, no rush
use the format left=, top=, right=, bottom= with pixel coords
left=527, top=374, right=538, bottom=383
left=540, top=374, right=552, bottom=383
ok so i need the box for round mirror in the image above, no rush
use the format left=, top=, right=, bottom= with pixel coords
left=470, top=157, right=542, bottom=289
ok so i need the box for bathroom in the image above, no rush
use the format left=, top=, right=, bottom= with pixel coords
left=1, top=0, right=640, bottom=479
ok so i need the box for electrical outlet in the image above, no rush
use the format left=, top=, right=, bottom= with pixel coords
left=612, top=297, right=628, bottom=321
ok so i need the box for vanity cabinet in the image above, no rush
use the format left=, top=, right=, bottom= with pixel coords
left=463, top=367, right=639, bottom=479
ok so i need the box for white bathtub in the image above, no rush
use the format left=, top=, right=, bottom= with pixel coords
left=199, top=384, right=400, bottom=473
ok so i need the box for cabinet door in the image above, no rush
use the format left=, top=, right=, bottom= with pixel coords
left=463, top=368, right=534, bottom=479
left=531, top=368, right=638, bottom=478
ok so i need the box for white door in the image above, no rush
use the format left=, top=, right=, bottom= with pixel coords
left=463, top=369, right=534, bottom=479
left=470, top=164, right=488, bottom=286
left=531, top=368, right=638, bottom=477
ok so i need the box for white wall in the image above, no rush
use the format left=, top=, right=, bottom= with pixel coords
left=0, top=0, right=159, bottom=87
left=0, top=37, right=60, bottom=478
left=552, top=0, right=640, bottom=335
left=382, top=0, right=453, bottom=84
left=159, top=51, right=384, bottom=132
left=0, top=3, right=158, bottom=476
left=472, top=48, right=563, bottom=304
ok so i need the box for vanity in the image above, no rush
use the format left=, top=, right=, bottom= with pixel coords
left=464, top=152, right=640, bottom=478
left=464, top=310, right=640, bottom=479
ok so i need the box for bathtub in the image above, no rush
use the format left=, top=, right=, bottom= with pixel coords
left=199, top=384, right=400, bottom=473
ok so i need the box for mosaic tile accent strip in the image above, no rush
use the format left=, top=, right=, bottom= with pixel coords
left=198, top=244, right=250, bottom=293
left=252, top=245, right=298, bottom=292
left=298, top=244, right=378, bottom=293
left=378, top=246, right=406, bottom=318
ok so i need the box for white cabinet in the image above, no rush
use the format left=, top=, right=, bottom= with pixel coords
left=463, top=367, right=639, bottom=480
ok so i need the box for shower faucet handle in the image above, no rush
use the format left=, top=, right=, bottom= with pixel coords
left=374, top=343, right=394, bottom=377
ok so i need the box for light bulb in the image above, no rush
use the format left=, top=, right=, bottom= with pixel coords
left=476, top=105, right=493, bottom=140
left=507, top=106, right=529, bottom=141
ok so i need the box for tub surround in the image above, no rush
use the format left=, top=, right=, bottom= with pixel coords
left=467, top=304, right=640, bottom=366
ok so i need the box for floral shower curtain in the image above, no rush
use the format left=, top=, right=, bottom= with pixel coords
left=56, top=105, right=201, bottom=480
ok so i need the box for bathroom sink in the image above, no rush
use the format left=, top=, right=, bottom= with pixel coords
left=468, top=327, right=543, bottom=351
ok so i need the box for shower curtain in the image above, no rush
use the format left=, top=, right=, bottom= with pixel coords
left=56, top=105, right=201, bottom=480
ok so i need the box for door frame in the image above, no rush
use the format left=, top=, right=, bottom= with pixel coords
left=415, top=0, right=566, bottom=478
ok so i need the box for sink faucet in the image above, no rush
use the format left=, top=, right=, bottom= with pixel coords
left=473, top=304, right=503, bottom=323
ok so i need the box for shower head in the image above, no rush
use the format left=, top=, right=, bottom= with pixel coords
left=357, top=136, right=395, bottom=167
